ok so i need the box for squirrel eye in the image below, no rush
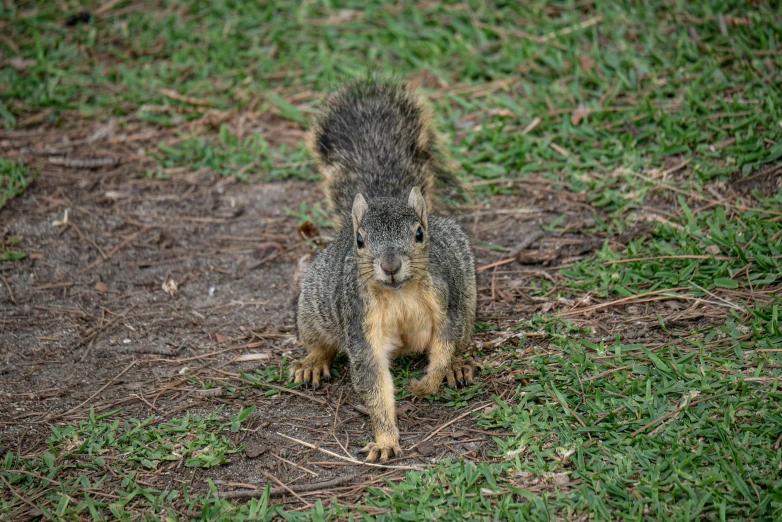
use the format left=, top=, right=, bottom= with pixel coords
left=415, top=226, right=424, bottom=243
left=356, top=233, right=365, bottom=249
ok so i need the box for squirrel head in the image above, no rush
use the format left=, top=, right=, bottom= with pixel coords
left=351, top=187, right=429, bottom=291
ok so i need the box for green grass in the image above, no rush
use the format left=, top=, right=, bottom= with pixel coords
left=564, top=197, right=782, bottom=297
left=481, top=316, right=781, bottom=520
left=0, top=159, right=34, bottom=210
left=3, top=1, right=780, bottom=183
left=0, top=160, right=34, bottom=259
left=149, top=125, right=313, bottom=181
left=1, top=407, right=255, bottom=520
left=2, top=0, right=781, bottom=520
left=0, top=160, right=34, bottom=260
left=284, top=201, right=336, bottom=230
left=0, top=236, right=26, bottom=262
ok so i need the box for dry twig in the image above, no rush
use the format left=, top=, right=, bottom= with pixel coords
left=218, top=473, right=359, bottom=499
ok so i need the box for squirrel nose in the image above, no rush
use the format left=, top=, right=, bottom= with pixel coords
left=380, top=256, right=402, bottom=276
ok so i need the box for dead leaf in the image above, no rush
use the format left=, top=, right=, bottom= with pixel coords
left=162, top=278, right=178, bottom=296
left=579, top=55, right=594, bottom=74
left=9, top=57, right=37, bottom=72
left=507, top=446, right=527, bottom=459
left=538, top=300, right=559, bottom=314
left=215, top=334, right=229, bottom=344
left=397, top=403, right=414, bottom=415
left=52, top=209, right=69, bottom=227
left=552, top=472, right=570, bottom=486
left=705, top=244, right=720, bottom=255
left=517, top=247, right=561, bottom=264
left=95, top=282, right=109, bottom=293
left=571, top=104, right=590, bottom=126
left=486, top=108, right=515, bottom=117
left=664, top=300, right=686, bottom=310
left=464, top=442, right=482, bottom=453
left=726, top=15, right=753, bottom=27
left=416, top=441, right=436, bottom=457
left=297, top=220, right=320, bottom=240
left=409, top=69, right=446, bottom=90
left=454, top=119, right=477, bottom=130
left=244, top=441, right=268, bottom=458
left=557, top=446, right=576, bottom=460
left=321, top=9, right=361, bottom=24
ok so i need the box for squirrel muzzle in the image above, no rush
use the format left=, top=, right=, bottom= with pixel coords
left=376, top=251, right=409, bottom=289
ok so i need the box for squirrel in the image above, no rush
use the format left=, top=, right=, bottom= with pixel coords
left=292, top=78, right=478, bottom=463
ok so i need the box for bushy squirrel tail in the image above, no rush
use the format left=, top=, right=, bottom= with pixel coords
left=306, top=77, right=465, bottom=224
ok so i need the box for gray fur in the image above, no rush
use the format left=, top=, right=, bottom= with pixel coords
left=308, top=78, right=464, bottom=224
left=297, top=203, right=476, bottom=377
left=294, top=79, right=477, bottom=461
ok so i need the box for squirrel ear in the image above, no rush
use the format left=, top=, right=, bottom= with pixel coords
left=408, top=187, right=427, bottom=221
left=352, top=193, right=368, bottom=230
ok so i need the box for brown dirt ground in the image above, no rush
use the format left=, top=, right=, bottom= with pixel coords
left=1, top=124, right=779, bottom=513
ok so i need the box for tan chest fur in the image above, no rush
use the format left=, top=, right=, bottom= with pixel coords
left=364, top=281, right=444, bottom=359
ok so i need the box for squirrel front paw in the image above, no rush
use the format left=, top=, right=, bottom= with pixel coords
left=289, top=353, right=333, bottom=389
left=360, top=441, right=403, bottom=463
left=408, top=359, right=481, bottom=397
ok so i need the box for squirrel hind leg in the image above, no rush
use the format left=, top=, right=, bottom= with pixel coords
left=290, top=344, right=338, bottom=390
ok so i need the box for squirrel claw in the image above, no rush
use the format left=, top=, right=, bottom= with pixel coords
left=360, top=442, right=402, bottom=463
left=437, top=359, right=481, bottom=390
left=290, top=358, right=332, bottom=389
left=445, top=360, right=480, bottom=389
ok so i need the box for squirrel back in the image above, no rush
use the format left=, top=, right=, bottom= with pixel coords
left=306, top=78, right=462, bottom=224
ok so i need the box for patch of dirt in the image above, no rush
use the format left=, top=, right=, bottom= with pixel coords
left=728, top=162, right=782, bottom=199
